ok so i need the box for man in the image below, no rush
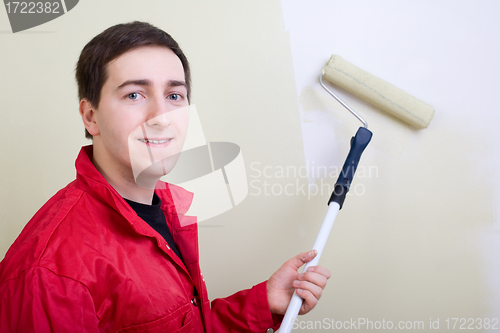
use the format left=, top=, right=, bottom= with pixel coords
left=0, top=21, right=330, bottom=332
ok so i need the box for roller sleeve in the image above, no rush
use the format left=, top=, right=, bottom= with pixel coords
left=322, top=55, right=434, bottom=129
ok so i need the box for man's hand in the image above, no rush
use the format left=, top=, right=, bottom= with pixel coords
left=267, top=250, right=331, bottom=315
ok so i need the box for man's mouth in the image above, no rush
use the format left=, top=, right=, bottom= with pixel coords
left=138, top=138, right=172, bottom=144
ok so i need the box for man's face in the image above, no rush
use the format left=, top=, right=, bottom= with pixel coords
left=92, top=46, right=190, bottom=188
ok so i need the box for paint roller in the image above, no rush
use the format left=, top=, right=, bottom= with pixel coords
left=279, top=56, right=434, bottom=333
left=322, top=55, right=434, bottom=128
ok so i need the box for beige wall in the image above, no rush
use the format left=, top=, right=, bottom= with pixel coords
left=1, top=1, right=499, bottom=332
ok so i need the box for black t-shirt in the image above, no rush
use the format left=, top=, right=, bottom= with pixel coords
left=124, top=193, right=183, bottom=262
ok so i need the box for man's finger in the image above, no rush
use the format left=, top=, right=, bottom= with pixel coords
left=298, top=271, right=329, bottom=291
left=286, top=250, right=317, bottom=270
left=304, top=266, right=332, bottom=281
left=293, top=279, right=323, bottom=300
left=296, top=288, right=318, bottom=315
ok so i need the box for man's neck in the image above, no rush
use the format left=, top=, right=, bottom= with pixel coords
left=92, top=148, right=157, bottom=205
left=109, top=177, right=155, bottom=205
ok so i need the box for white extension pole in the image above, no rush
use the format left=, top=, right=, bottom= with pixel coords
left=279, top=201, right=341, bottom=333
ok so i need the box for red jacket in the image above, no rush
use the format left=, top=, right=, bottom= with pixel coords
left=0, top=146, right=282, bottom=332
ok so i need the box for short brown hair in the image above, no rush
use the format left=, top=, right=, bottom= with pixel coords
left=75, top=21, right=191, bottom=139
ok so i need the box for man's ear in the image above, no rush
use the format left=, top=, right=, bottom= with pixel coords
left=79, top=99, right=100, bottom=136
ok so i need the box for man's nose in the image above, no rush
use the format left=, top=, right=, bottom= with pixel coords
left=146, top=97, right=171, bottom=128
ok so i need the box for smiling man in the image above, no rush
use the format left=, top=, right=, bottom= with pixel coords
left=80, top=45, right=190, bottom=203
left=0, top=22, right=330, bottom=332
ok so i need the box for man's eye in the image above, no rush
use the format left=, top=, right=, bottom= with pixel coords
left=168, top=94, right=182, bottom=101
left=127, top=92, right=142, bottom=100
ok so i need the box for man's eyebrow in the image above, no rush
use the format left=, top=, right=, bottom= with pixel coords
left=168, top=80, right=187, bottom=88
left=116, top=79, right=186, bottom=90
left=117, top=79, right=152, bottom=90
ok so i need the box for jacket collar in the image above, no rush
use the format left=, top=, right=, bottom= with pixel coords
left=74, top=145, right=199, bottom=273
left=75, top=145, right=194, bottom=218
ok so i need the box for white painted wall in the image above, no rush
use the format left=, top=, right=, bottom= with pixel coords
left=281, top=0, right=500, bottom=331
